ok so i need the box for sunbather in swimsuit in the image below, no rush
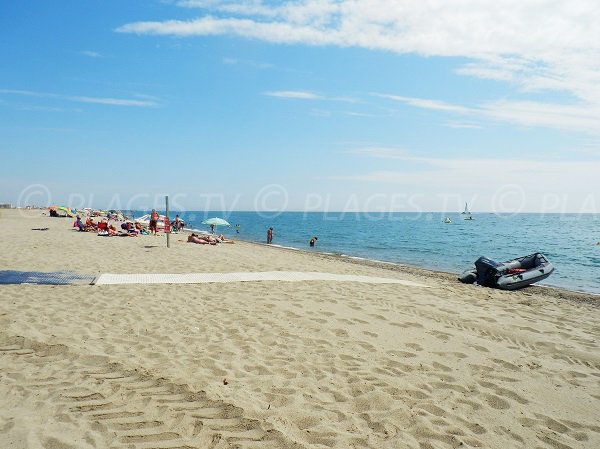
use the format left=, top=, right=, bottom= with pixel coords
left=187, top=233, right=209, bottom=244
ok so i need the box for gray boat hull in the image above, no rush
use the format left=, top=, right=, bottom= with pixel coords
left=459, top=253, right=554, bottom=290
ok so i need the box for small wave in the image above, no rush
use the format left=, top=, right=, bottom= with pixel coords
left=270, top=244, right=300, bottom=251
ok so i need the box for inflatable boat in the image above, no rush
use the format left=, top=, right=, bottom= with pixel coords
left=458, top=252, right=554, bottom=290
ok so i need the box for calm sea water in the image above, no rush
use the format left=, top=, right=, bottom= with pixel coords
left=133, top=211, right=600, bottom=295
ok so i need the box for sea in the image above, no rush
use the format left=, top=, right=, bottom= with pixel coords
left=131, top=211, right=600, bottom=295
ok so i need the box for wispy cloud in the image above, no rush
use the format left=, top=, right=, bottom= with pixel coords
left=378, top=94, right=600, bottom=134
left=344, top=147, right=411, bottom=159
left=343, top=111, right=387, bottom=118
left=116, top=0, right=600, bottom=134
left=264, top=90, right=362, bottom=106
left=444, top=122, right=482, bottom=129
left=310, top=108, right=331, bottom=117
left=17, top=105, right=70, bottom=113
left=263, top=90, right=320, bottom=99
left=222, top=57, right=274, bottom=69
left=0, top=89, right=158, bottom=107
left=0, top=89, right=58, bottom=98
left=81, top=50, right=103, bottom=58
left=480, top=100, right=600, bottom=133
left=571, top=141, right=600, bottom=157
left=69, top=96, right=157, bottom=107
left=374, top=94, right=472, bottom=114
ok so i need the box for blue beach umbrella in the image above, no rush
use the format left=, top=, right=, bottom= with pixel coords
left=202, top=217, right=230, bottom=233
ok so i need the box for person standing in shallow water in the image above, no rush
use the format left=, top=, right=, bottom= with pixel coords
left=267, top=227, right=273, bottom=244
left=309, top=236, right=318, bottom=247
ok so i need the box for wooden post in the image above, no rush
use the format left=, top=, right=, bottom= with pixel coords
left=165, top=195, right=170, bottom=248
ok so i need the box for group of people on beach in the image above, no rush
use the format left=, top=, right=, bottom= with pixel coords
left=71, top=212, right=322, bottom=248
left=71, top=208, right=190, bottom=239
left=74, top=215, right=147, bottom=237
left=71, top=213, right=236, bottom=245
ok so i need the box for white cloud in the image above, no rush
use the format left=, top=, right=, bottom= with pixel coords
left=0, top=89, right=58, bottom=98
left=81, top=50, right=103, bottom=58
left=481, top=100, right=600, bottom=133
left=69, top=96, right=157, bottom=107
left=310, top=108, right=331, bottom=117
left=222, top=57, right=274, bottom=69
left=374, top=94, right=472, bottom=114
left=343, top=111, right=387, bottom=118
left=115, top=0, right=600, bottom=133
left=17, top=105, right=68, bottom=112
left=344, top=147, right=411, bottom=159
left=444, top=122, right=482, bottom=129
left=378, top=94, right=600, bottom=134
left=263, top=90, right=320, bottom=99
left=0, top=89, right=158, bottom=107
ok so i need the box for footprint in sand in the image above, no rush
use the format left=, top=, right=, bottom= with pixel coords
left=431, top=361, right=453, bottom=372
left=357, top=341, right=376, bottom=351
left=429, top=330, right=452, bottom=342
left=368, top=314, right=388, bottom=322
left=472, top=345, right=490, bottom=353
left=483, top=393, right=511, bottom=410
left=332, top=329, right=349, bottom=338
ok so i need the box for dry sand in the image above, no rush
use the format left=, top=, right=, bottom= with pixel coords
left=1, top=209, right=599, bottom=449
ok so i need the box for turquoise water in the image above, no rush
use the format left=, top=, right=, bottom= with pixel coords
left=135, top=211, right=600, bottom=295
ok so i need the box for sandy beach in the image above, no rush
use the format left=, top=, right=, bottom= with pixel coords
left=1, top=209, right=599, bottom=449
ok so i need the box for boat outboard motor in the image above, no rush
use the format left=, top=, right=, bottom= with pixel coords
left=474, top=256, right=500, bottom=287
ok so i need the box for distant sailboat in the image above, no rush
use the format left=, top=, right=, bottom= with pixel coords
left=462, top=202, right=474, bottom=220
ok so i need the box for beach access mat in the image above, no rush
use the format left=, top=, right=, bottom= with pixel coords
left=93, top=271, right=427, bottom=287
left=0, top=270, right=96, bottom=285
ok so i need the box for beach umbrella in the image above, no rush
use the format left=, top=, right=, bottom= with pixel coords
left=48, top=205, right=74, bottom=217
left=202, top=217, right=230, bottom=233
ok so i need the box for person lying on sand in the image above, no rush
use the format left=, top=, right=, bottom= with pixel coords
left=187, top=233, right=216, bottom=245
left=215, top=234, right=235, bottom=244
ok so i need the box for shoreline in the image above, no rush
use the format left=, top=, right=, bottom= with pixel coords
left=236, top=236, right=600, bottom=306
left=2, top=209, right=600, bottom=449
left=19, top=209, right=599, bottom=297
left=4, top=209, right=599, bottom=301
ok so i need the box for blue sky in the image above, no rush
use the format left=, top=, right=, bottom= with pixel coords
left=1, top=0, right=599, bottom=213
